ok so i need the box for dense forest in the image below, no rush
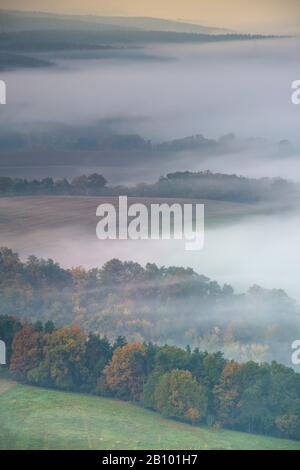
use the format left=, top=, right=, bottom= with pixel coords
left=1, top=315, right=300, bottom=440
left=0, top=171, right=295, bottom=203
left=0, top=247, right=298, bottom=365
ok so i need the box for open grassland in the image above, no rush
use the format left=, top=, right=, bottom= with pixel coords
left=0, top=379, right=299, bottom=450
left=0, top=195, right=260, bottom=265
left=0, top=195, right=257, bottom=231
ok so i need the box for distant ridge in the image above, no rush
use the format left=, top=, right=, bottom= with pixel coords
left=76, top=15, right=233, bottom=35
left=0, top=10, right=233, bottom=35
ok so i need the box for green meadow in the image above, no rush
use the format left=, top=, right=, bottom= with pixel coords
left=0, top=379, right=299, bottom=450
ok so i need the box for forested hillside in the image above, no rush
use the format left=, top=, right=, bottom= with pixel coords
left=0, top=247, right=299, bottom=365
left=1, top=316, right=300, bottom=441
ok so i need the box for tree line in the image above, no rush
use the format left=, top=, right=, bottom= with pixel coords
left=1, top=315, right=300, bottom=441
left=0, top=171, right=294, bottom=203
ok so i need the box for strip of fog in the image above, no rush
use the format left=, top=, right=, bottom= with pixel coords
left=0, top=196, right=299, bottom=301
left=1, top=38, right=300, bottom=145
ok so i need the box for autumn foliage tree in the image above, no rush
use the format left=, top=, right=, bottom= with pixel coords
left=10, top=324, right=88, bottom=389
left=41, top=325, right=87, bottom=390
left=3, top=313, right=300, bottom=441
left=103, top=342, right=147, bottom=401
left=276, top=414, right=300, bottom=440
left=154, top=369, right=208, bottom=423
left=213, top=361, right=243, bottom=426
left=10, top=324, right=42, bottom=380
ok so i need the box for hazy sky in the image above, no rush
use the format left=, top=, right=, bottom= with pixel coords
left=1, top=0, right=300, bottom=33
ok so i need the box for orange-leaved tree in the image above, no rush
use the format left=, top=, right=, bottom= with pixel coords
left=103, top=342, right=147, bottom=401
left=10, top=323, right=42, bottom=379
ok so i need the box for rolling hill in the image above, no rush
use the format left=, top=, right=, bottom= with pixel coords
left=0, top=195, right=261, bottom=267
left=0, top=378, right=299, bottom=450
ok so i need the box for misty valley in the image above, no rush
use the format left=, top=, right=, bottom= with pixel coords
left=1, top=11, right=300, bottom=366
left=1, top=7, right=300, bottom=451
left=0, top=246, right=298, bottom=367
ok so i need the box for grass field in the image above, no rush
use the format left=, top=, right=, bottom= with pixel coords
left=0, top=195, right=261, bottom=268
left=0, top=379, right=299, bottom=450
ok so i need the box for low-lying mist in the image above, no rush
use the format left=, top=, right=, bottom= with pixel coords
left=0, top=24, right=299, bottom=368
left=1, top=36, right=300, bottom=185
left=0, top=196, right=299, bottom=302
left=1, top=37, right=300, bottom=145
left=0, top=242, right=298, bottom=367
